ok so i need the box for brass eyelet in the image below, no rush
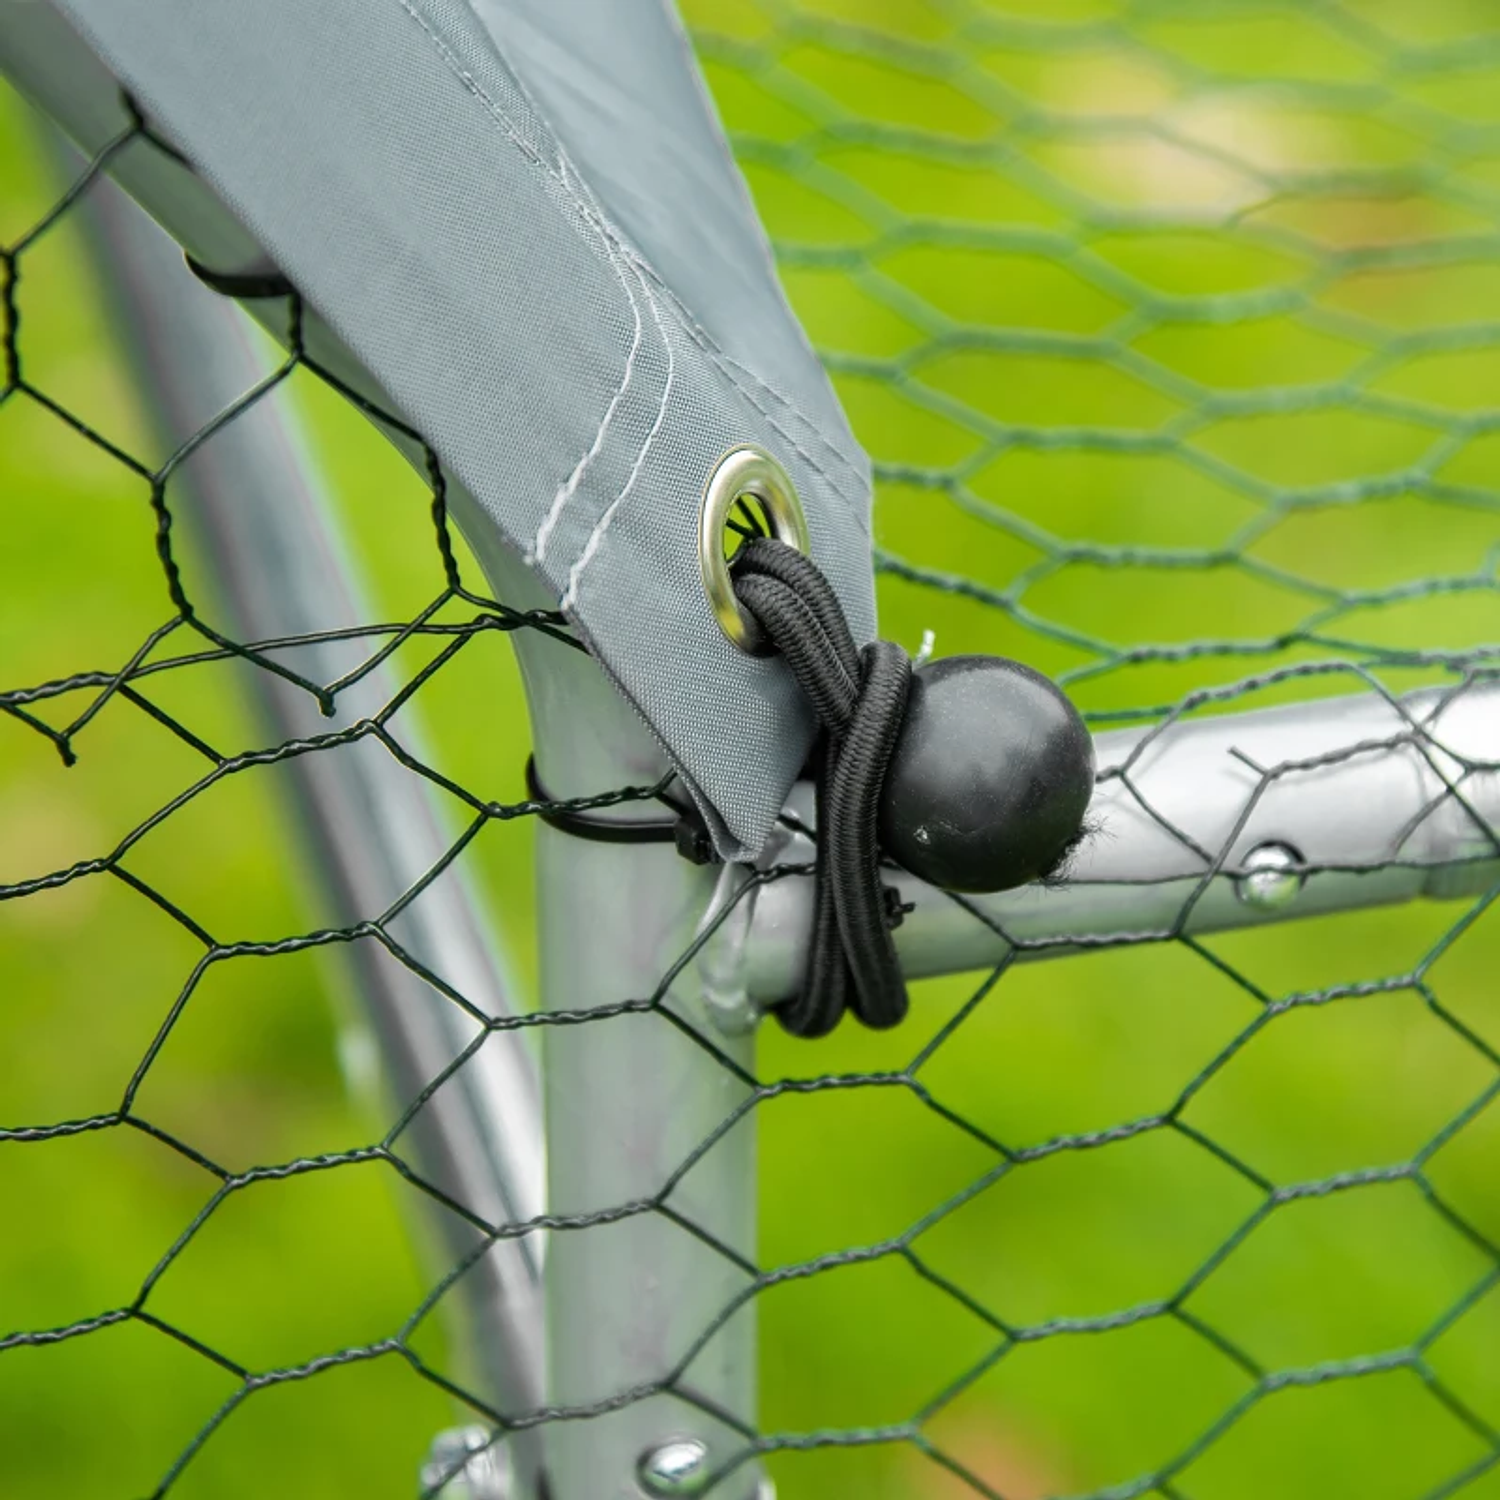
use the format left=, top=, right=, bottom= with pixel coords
left=699, top=446, right=810, bottom=654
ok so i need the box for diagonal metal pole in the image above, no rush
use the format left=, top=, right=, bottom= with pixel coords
left=79, top=171, right=549, bottom=1489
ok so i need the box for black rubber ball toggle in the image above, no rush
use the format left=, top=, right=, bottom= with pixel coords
left=877, top=655, right=1095, bottom=894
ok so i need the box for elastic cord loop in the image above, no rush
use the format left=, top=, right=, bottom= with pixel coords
left=830, top=641, right=911, bottom=1030
left=730, top=539, right=912, bottom=1036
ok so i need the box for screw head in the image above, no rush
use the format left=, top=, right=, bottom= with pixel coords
left=420, top=1427, right=512, bottom=1499
left=1236, top=842, right=1305, bottom=912
left=638, top=1438, right=711, bottom=1496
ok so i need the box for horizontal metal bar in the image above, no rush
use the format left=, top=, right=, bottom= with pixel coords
left=709, top=680, right=1500, bottom=1010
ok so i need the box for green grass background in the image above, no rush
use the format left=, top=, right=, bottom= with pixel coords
left=4, top=1, right=1500, bottom=1496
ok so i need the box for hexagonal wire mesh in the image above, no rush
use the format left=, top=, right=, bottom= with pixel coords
left=3, top=1, right=1500, bottom=1498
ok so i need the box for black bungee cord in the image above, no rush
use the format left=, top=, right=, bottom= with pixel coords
left=730, top=536, right=1096, bottom=1040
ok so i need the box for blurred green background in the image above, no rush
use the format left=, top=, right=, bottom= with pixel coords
left=4, top=0, right=1500, bottom=1496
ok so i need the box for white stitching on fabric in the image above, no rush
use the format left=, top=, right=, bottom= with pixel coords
left=624, top=255, right=871, bottom=528
left=562, top=261, right=676, bottom=612
left=530, top=163, right=646, bottom=566
left=395, top=0, right=871, bottom=557
left=396, top=0, right=866, bottom=499
left=395, top=0, right=558, bottom=180
left=698, top=342, right=872, bottom=537
left=705, top=341, right=868, bottom=491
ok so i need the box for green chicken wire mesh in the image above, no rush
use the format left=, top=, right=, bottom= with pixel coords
left=3, top=0, right=1500, bottom=1497
left=699, top=1, right=1500, bottom=1495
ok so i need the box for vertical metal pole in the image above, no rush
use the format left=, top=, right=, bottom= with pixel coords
left=539, top=827, right=757, bottom=1500
left=479, top=563, right=763, bottom=1499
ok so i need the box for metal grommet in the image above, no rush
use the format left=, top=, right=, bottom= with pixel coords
left=699, top=446, right=810, bottom=654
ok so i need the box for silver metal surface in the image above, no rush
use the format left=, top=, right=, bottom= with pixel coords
left=81, top=177, right=548, bottom=1478
left=1237, top=842, right=1306, bottom=913
left=637, top=1438, right=712, bottom=1497
left=699, top=446, right=809, bottom=654
left=724, top=680, right=1500, bottom=1006
left=422, top=1428, right=514, bottom=1500
left=511, top=610, right=764, bottom=1500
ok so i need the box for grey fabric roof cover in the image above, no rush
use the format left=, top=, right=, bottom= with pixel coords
left=50, top=0, right=875, bottom=859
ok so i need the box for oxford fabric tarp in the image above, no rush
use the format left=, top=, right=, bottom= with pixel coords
left=43, top=0, right=876, bottom=857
